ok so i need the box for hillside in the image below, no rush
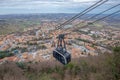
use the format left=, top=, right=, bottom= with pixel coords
left=0, top=13, right=120, bottom=35
left=0, top=13, right=74, bottom=35
left=0, top=46, right=120, bottom=80
left=0, top=18, right=41, bottom=35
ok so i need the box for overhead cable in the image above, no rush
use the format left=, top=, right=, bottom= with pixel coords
left=55, top=0, right=108, bottom=30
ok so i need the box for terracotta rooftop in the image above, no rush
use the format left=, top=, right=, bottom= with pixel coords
left=86, top=45, right=95, bottom=51
left=6, top=56, right=18, bottom=62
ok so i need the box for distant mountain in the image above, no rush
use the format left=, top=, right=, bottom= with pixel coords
left=0, top=13, right=75, bottom=20
left=0, top=13, right=120, bottom=22
left=0, top=13, right=119, bottom=35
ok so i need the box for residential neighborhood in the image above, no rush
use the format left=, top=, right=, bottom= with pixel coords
left=0, top=20, right=119, bottom=64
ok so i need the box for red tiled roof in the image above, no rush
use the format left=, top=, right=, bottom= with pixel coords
left=0, top=59, right=4, bottom=62
left=6, top=56, right=17, bottom=61
left=86, top=46, right=95, bottom=51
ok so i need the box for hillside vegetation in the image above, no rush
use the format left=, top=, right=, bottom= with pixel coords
left=0, top=46, right=120, bottom=80
left=0, top=19, right=40, bottom=35
left=0, top=13, right=120, bottom=35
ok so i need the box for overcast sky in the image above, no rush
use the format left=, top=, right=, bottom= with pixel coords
left=0, top=0, right=120, bottom=15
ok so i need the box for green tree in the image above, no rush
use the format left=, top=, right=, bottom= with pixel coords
left=113, top=46, right=120, bottom=80
left=0, top=51, right=14, bottom=59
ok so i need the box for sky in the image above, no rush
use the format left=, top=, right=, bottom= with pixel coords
left=0, top=0, right=120, bottom=15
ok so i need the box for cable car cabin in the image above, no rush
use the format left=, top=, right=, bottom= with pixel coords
left=53, top=47, right=71, bottom=65
left=53, top=34, right=71, bottom=65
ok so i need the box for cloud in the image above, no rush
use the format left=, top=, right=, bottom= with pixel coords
left=72, top=0, right=97, bottom=2
left=0, top=0, right=120, bottom=14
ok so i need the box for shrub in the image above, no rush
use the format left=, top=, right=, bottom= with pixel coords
left=0, top=51, right=14, bottom=59
left=112, top=46, right=120, bottom=80
left=16, top=62, right=27, bottom=69
left=38, top=45, right=47, bottom=49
